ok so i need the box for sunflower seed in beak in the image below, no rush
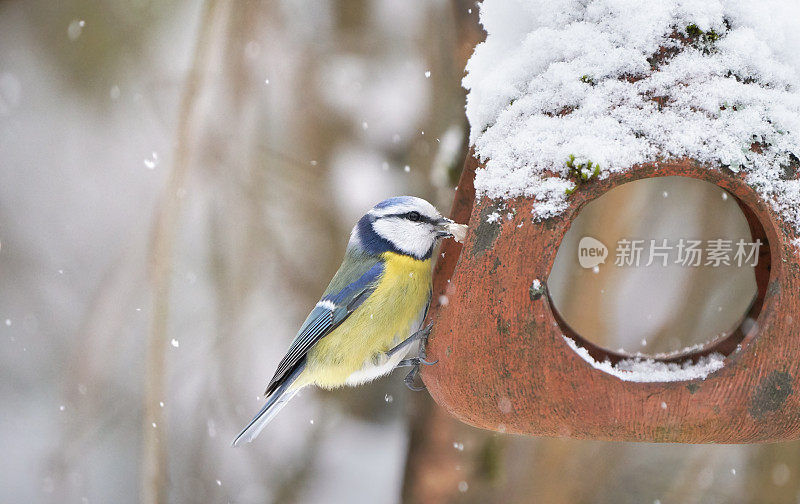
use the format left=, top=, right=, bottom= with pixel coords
left=445, top=222, right=468, bottom=243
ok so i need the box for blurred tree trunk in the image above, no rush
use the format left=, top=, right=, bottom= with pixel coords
left=192, top=0, right=344, bottom=499
left=141, top=1, right=221, bottom=502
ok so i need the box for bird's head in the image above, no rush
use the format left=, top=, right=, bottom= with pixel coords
left=349, top=196, right=466, bottom=260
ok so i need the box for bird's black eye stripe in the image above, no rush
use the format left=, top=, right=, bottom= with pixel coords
left=383, top=211, right=434, bottom=224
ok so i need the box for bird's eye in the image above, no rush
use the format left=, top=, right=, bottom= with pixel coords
left=407, top=211, right=421, bottom=222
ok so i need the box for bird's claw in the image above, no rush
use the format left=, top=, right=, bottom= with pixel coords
left=398, top=357, right=438, bottom=368
left=404, top=366, right=426, bottom=392
left=420, top=321, right=433, bottom=337
left=393, top=322, right=436, bottom=391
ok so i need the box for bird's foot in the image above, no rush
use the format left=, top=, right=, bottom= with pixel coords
left=404, top=366, right=426, bottom=392
left=419, top=321, right=433, bottom=339
left=399, top=352, right=437, bottom=392
left=390, top=322, right=436, bottom=391
left=417, top=323, right=433, bottom=362
left=386, top=322, right=433, bottom=358
left=397, top=356, right=438, bottom=368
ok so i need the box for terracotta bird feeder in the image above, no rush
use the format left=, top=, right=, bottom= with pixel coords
left=422, top=153, right=800, bottom=443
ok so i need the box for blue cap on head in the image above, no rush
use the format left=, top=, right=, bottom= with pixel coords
left=373, top=196, right=417, bottom=210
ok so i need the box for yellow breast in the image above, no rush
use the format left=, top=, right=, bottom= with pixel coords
left=301, top=252, right=432, bottom=389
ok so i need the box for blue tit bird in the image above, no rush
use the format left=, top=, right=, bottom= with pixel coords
left=233, top=196, right=467, bottom=446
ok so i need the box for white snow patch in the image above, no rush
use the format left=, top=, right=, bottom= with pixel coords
left=465, top=0, right=800, bottom=227
left=563, top=336, right=725, bottom=382
left=143, top=152, right=158, bottom=170
left=67, top=20, right=85, bottom=41
left=486, top=211, right=501, bottom=223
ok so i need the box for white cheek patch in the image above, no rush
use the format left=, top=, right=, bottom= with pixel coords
left=372, top=218, right=434, bottom=258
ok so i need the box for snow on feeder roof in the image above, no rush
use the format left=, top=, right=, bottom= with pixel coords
left=464, top=0, right=800, bottom=226
left=421, top=0, right=800, bottom=443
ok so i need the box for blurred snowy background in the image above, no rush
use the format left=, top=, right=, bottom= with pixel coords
left=1, top=1, right=799, bottom=503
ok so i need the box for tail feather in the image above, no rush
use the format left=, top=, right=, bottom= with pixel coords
left=232, top=363, right=305, bottom=447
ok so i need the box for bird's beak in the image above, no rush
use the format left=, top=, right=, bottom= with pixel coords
left=435, top=218, right=468, bottom=243
left=435, top=218, right=454, bottom=239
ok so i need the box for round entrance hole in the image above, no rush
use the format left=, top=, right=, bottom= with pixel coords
left=548, top=176, right=769, bottom=371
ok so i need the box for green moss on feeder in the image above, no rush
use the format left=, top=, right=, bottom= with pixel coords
left=564, top=154, right=601, bottom=195
left=685, top=24, right=722, bottom=53
left=529, top=279, right=545, bottom=300
left=685, top=23, right=703, bottom=38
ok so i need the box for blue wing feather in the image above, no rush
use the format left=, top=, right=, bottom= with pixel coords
left=264, top=259, right=384, bottom=395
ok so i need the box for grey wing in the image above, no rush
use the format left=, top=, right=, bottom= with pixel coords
left=264, top=260, right=384, bottom=396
